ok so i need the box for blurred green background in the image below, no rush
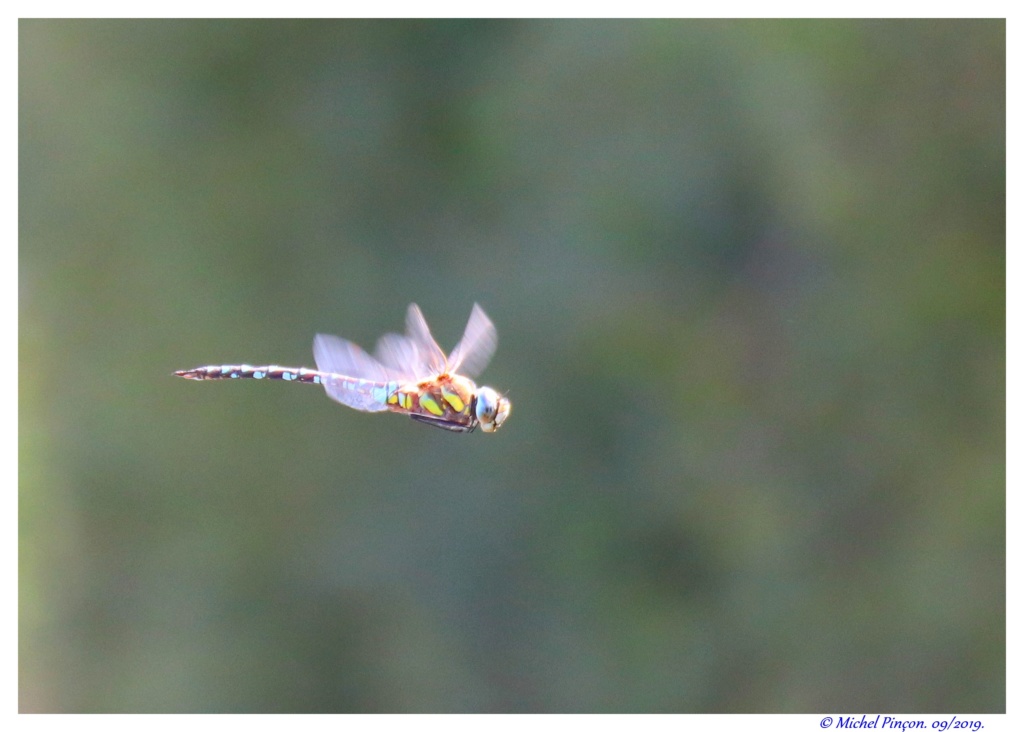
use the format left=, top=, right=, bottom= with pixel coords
left=19, top=19, right=1004, bottom=713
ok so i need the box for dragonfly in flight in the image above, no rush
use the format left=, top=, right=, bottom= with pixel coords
left=175, top=303, right=511, bottom=434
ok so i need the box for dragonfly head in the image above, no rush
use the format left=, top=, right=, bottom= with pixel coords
left=475, top=386, right=511, bottom=433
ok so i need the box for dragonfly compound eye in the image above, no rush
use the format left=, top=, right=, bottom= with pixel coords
left=476, top=387, right=511, bottom=433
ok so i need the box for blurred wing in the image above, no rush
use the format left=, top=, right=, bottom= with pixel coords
left=374, top=332, right=435, bottom=382
left=403, top=303, right=448, bottom=378
left=446, top=303, right=498, bottom=378
left=313, top=334, right=390, bottom=412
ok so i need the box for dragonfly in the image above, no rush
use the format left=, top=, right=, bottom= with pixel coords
left=175, top=303, right=511, bottom=434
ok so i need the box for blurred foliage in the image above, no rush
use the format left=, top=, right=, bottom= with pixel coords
left=19, top=19, right=1004, bottom=712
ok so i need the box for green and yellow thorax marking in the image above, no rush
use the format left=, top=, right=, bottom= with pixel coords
left=386, top=375, right=476, bottom=423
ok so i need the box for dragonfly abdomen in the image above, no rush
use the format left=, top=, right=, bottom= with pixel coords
left=174, top=364, right=326, bottom=385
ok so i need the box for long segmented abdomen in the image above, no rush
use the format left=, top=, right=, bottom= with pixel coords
left=174, top=364, right=397, bottom=413
left=174, top=364, right=326, bottom=384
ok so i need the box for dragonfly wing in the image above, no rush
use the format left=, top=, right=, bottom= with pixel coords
left=314, top=334, right=391, bottom=380
left=446, top=303, right=498, bottom=378
left=313, top=334, right=390, bottom=412
left=373, top=333, right=430, bottom=382
left=404, top=304, right=448, bottom=377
